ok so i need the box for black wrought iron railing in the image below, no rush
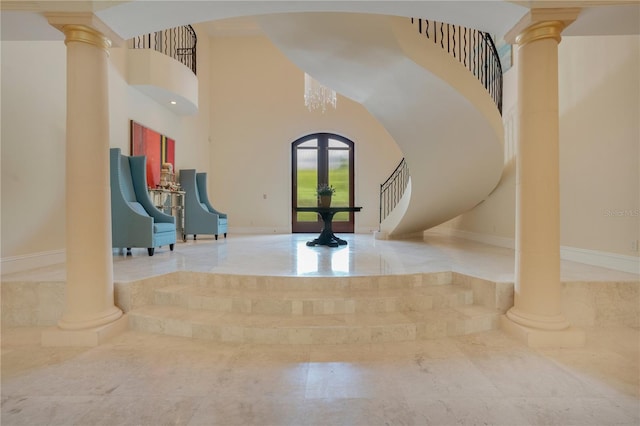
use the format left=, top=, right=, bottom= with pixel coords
left=129, top=25, right=197, bottom=75
left=411, top=18, right=502, bottom=113
left=378, top=21, right=503, bottom=224
left=380, top=158, right=409, bottom=223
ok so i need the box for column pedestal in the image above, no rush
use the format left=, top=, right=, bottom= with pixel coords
left=500, top=316, right=585, bottom=348
left=42, top=315, right=129, bottom=347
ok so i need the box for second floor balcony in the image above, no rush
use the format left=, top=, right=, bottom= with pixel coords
left=127, top=25, right=198, bottom=115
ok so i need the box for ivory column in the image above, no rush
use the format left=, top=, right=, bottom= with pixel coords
left=42, top=24, right=127, bottom=346
left=501, top=19, right=584, bottom=347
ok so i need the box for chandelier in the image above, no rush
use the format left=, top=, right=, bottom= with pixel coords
left=304, top=73, right=337, bottom=113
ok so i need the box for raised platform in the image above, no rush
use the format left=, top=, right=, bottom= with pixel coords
left=2, top=234, right=638, bottom=344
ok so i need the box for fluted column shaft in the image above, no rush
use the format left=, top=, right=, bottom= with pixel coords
left=58, top=25, right=122, bottom=330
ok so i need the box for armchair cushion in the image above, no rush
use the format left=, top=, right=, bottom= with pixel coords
left=154, top=222, right=176, bottom=234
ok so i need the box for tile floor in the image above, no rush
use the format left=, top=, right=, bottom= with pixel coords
left=2, top=233, right=639, bottom=425
left=2, top=326, right=638, bottom=425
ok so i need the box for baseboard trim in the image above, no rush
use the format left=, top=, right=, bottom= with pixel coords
left=355, top=227, right=379, bottom=234
left=229, top=227, right=378, bottom=235
left=428, top=228, right=515, bottom=250
left=229, top=227, right=290, bottom=235
left=1, top=250, right=66, bottom=275
left=428, top=228, right=639, bottom=275
left=560, top=246, right=639, bottom=275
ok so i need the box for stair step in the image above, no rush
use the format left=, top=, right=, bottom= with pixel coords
left=128, top=304, right=500, bottom=344
left=174, top=271, right=453, bottom=292
left=153, top=283, right=473, bottom=315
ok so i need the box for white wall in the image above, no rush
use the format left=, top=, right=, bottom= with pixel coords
left=181, top=24, right=213, bottom=173
left=207, top=35, right=402, bottom=233
left=1, top=41, right=67, bottom=258
left=108, top=46, right=186, bottom=165
left=437, top=35, right=639, bottom=261
left=558, top=35, right=639, bottom=257
left=0, top=30, right=402, bottom=266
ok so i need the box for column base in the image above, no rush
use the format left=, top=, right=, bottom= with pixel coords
left=500, top=314, right=585, bottom=348
left=41, top=314, right=128, bottom=347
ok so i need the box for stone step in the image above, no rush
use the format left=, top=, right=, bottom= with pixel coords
left=172, top=271, right=453, bottom=292
left=153, top=283, right=473, bottom=315
left=128, top=304, right=500, bottom=345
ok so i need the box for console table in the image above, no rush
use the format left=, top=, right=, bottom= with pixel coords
left=149, top=188, right=185, bottom=238
left=295, top=206, right=362, bottom=247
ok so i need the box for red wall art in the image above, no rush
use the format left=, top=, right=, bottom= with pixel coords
left=130, top=120, right=175, bottom=188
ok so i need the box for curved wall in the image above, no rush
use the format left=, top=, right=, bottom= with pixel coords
left=127, top=49, right=198, bottom=115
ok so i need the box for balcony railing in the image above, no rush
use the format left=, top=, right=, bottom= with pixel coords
left=129, top=25, right=197, bottom=75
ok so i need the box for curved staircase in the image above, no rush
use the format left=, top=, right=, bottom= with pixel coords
left=257, top=12, right=505, bottom=237
left=128, top=272, right=501, bottom=344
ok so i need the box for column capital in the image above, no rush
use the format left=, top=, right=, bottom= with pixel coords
left=62, top=24, right=111, bottom=53
left=505, top=8, right=580, bottom=45
left=516, top=20, right=566, bottom=46
left=45, top=12, right=124, bottom=47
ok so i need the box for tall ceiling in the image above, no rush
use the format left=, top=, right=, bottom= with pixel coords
left=1, top=1, right=638, bottom=42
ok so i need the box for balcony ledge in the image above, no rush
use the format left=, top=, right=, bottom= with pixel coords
left=127, top=48, right=198, bottom=116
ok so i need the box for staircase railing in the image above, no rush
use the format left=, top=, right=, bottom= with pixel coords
left=378, top=20, right=502, bottom=224
left=129, top=25, right=197, bottom=75
left=411, top=18, right=502, bottom=113
left=380, top=158, right=409, bottom=223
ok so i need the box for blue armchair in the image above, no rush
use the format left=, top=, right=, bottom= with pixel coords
left=110, top=148, right=176, bottom=256
left=179, top=169, right=228, bottom=241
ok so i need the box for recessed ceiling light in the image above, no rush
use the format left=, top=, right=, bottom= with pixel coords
left=170, top=101, right=177, bottom=105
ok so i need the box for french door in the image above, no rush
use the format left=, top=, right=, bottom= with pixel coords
left=292, top=133, right=354, bottom=233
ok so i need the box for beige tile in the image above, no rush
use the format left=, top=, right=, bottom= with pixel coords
left=2, top=328, right=638, bottom=426
left=2, top=234, right=639, bottom=425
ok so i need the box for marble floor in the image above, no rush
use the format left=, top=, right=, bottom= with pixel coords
left=3, top=232, right=638, bottom=283
left=2, top=233, right=639, bottom=425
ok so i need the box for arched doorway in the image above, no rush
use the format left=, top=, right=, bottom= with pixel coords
left=292, top=133, right=355, bottom=233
